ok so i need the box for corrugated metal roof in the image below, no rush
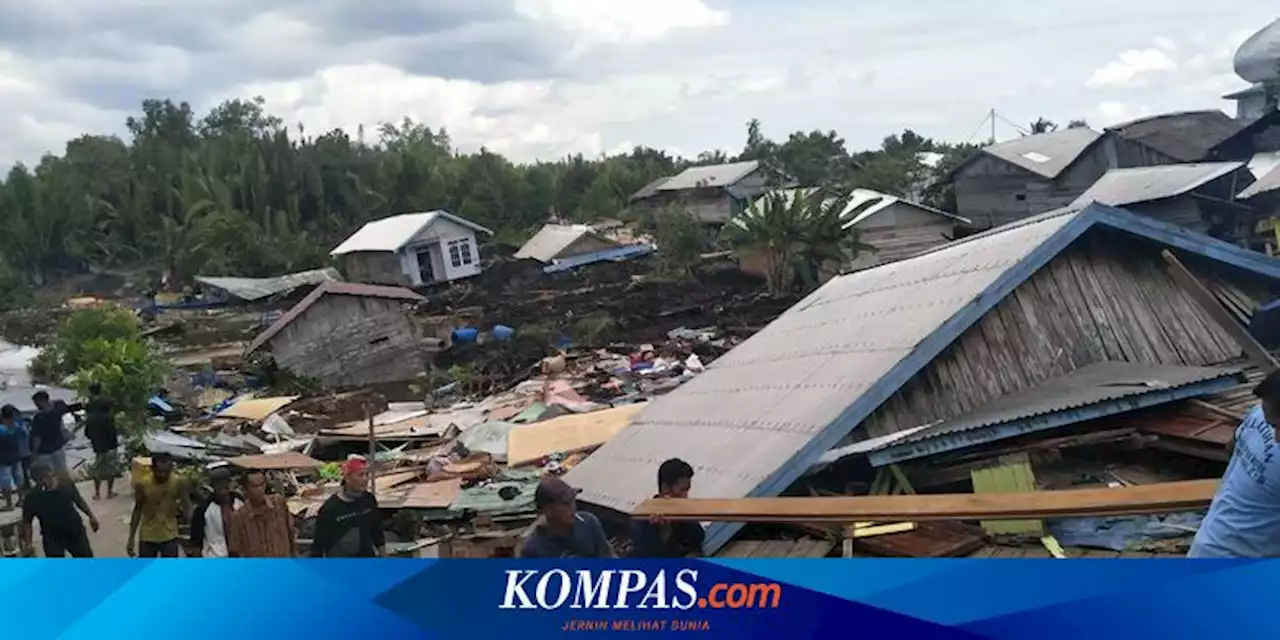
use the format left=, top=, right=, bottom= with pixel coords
left=983, top=128, right=1102, bottom=179
left=657, top=161, right=760, bottom=191
left=194, top=268, right=341, bottom=302
left=565, top=202, right=1280, bottom=555
left=1069, top=162, right=1245, bottom=208
left=864, top=362, right=1244, bottom=465
left=747, top=188, right=970, bottom=227
left=330, top=211, right=492, bottom=256
left=246, top=281, right=425, bottom=353
left=1106, top=110, right=1245, bottom=162
left=514, top=224, right=617, bottom=263
left=630, top=176, right=672, bottom=202
left=1240, top=164, right=1280, bottom=199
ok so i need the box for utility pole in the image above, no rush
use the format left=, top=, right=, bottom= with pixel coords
left=990, top=108, right=996, bottom=144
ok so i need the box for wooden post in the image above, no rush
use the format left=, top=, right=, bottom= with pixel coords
left=367, top=407, right=377, bottom=496
left=1161, top=250, right=1278, bottom=372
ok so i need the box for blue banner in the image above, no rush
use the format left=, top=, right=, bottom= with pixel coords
left=1, top=559, right=1267, bottom=638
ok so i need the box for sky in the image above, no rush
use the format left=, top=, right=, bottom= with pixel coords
left=0, top=1, right=1276, bottom=167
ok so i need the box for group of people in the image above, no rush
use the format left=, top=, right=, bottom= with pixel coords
left=521, top=457, right=704, bottom=558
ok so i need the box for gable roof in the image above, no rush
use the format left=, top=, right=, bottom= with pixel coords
left=1069, top=162, right=1246, bottom=208
left=977, top=127, right=1103, bottom=179
left=514, top=224, right=619, bottom=263
left=1106, top=110, right=1245, bottom=162
left=564, top=202, right=1280, bottom=554
left=330, top=211, right=493, bottom=256
left=657, top=161, right=761, bottom=192
left=629, top=176, right=673, bottom=202
left=748, top=187, right=970, bottom=228
left=246, top=281, right=425, bottom=353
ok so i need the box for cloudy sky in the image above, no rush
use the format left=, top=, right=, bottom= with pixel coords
left=0, top=1, right=1275, bottom=166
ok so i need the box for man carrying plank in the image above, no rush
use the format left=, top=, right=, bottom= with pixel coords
left=1190, top=370, right=1280, bottom=558
left=631, top=458, right=704, bottom=558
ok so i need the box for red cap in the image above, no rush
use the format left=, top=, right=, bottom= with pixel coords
left=341, top=457, right=368, bottom=476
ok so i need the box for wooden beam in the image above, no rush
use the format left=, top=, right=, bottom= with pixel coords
left=634, top=479, right=1219, bottom=524
left=1161, top=249, right=1278, bottom=372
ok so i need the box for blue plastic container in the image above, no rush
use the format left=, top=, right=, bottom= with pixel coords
left=452, top=327, right=479, bottom=343
left=492, top=325, right=515, bottom=341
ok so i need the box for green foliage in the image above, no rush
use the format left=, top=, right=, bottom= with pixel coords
left=645, top=204, right=706, bottom=279
left=29, top=306, right=167, bottom=425
left=0, top=97, right=977, bottom=288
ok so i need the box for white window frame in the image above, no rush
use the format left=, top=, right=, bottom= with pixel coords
left=447, top=238, right=474, bottom=268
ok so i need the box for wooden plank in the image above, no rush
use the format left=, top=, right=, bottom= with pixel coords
left=1162, top=250, right=1278, bottom=372
left=856, top=522, right=985, bottom=558
left=634, top=480, right=1220, bottom=523
left=970, top=454, right=1044, bottom=536
left=228, top=452, right=323, bottom=470
left=378, top=479, right=464, bottom=509
left=506, top=403, right=645, bottom=466
left=1190, top=399, right=1245, bottom=421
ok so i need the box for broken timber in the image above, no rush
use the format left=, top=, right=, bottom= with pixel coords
left=634, top=480, right=1218, bottom=524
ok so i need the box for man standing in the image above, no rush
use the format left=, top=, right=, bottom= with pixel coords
left=190, top=465, right=241, bottom=558
left=228, top=469, right=296, bottom=557
left=127, top=452, right=191, bottom=558
left=83, top=383, right=121, bottom=500
left=520, top=476, right=615, bottom=558
left=630, top=458, right=705, bottom=558
left=1191, top=370, right=1280, bottom=557
left=309, top=457, right=384, bottom=558
left=28, top=392, right=78, bottom=481
left=20, top=463, right=99, bottom=557
left=0, top=406, right=22, bottom=511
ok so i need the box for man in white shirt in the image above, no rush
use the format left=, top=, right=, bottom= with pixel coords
left=189, top=466, right=241, bottom=558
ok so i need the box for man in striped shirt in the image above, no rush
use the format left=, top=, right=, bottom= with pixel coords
left=227, top=469, right=295, bottom=557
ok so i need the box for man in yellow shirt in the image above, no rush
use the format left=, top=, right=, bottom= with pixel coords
left=126, top=453, right=191, bottom=558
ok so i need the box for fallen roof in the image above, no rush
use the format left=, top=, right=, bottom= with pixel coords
left=863, top=362, right=1244, bottom=466
left=1107, top=110, right=1245, bottom=161
left=565, top=202, right=1280, bottom=554
left=330, top=211, right=493, bottom=256
left=194, top=267, right=341, bottom=302
left=747, top=187, right=970, bottom=227
left=514, top=224, right=618, bottom=263
left=1239, top=164, right=1280, bottom=199
left=246, top=281, right=425, bottom=353
left=1069, top=162, right=1245, bottom=208
left=218, top=395, right=301, bottom=421
left=657, top=161, right=760, bottom=191
left=979, top=127, right=1102, bottom=179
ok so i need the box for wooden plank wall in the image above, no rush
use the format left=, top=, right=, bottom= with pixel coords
left=859, top=231, right=1250, bottom=439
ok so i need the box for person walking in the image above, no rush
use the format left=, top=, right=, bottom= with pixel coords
left=28, top=392, right=79, bottom=481
left=82, top=383, right=122, bottom=500
left=227, top=469, right=295, bottom=557
left=20, top=463, right=99, bottom=557
left=309, top=457, right=384, bottom=558
left=0, top=405, right=22, bottom=511
left=127, top=452, right=192, bottom=558
left=190, top=465, right=241, bottom=558
left=520, top=476, right=615, bottom=558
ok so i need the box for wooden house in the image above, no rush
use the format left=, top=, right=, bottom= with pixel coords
left=245, top=281, right=438, bottom=389
left=567, top=203, right=1280, bottom=554
left=1105, top=110, right=1244, bottom=163
left=629, top=161, right=775, bottom=224
left=331, top=211, right=492, bottom=287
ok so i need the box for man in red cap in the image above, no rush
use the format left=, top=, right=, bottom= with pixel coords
left=520, top=476, right=614, bottom=558
left=309, top=456, right=385, bottom=558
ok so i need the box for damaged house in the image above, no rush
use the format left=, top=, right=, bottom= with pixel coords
left=245, top=281, right=437, bottom=389
left=566, top=202, right=1280, bottom=554
left=629, top=160, right=776, bottom=224
left=331, top=210, right=493, bottom=287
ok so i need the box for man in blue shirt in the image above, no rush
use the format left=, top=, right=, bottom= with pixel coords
left=1190, top=370, right=1280, bottom=557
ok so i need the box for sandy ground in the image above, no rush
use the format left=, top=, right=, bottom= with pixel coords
left=2, top=475, right=140, bottom=558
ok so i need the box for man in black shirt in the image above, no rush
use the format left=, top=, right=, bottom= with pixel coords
left=521, top=476, right=615, bottom=558
left=83, top=383, right=121, bottom=500
left=28, top=391, right=79, bottom=481
left=630, top=458, right=705, bottom=558
left=21, top=463, right=100, bottom=557
left=310, top=457, right=385, bottom=557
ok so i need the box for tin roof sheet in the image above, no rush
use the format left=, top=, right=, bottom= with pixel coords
left=1070, top=162, right=1245, bottom=208
left=194, top=268, right=341, bottom=302
left=657, top=161, right=760, bottom=191
left=514, top=224, right=617, bottom=263
left=330, top=211, right=492, bottom=256
left=983, top=128, right=1102, bottom=179
left=565, top=202, right=1280, bottom=554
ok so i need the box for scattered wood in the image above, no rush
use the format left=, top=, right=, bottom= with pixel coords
left=1040, top=535, right=1068, bottom=559
left=506, top=403, right=646, bottom=466
left=851, top=522, right=916, bottom=538
left=852, top=522, right=986, bottom=558
left=1162, top=250, right=1278, bottom=372
left=1189, top=399, right=1244, bottom=421
left=634, top=479, right=1220, bottom=523
left=969, top=454, right=1044, bottom=536
left=378, top=479, right=464, bottom=509
left=227, top=452, right=323, bottom=470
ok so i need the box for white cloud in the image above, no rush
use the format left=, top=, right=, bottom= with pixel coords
left=1086, top=48, right=1178, bottom=89
left=513, top=0, right=729, bottom=47
left=1095, top=101, right=1151, bottom=125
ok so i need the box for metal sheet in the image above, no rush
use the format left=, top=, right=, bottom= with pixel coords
left=657, top=161, right=760, bottom=191
left=1070, top=162, right=1245, bottom=208
left=515, top=224, right=616, bottom=263
left=982, top=128, right=1102, bottom=179
left=330, top=210, right=492, bottom=255
left=194, top=268, right=341, bottom=302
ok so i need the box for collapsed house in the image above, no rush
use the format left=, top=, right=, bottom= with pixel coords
left=629, top=161, right=777, bottom=224
left=245, top=281, right=438, bottom=389
left=566, top=202, right=1280, bottom=554
left=194, top=268, right=342, bottom=305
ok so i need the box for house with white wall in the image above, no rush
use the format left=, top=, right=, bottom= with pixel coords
left=330, top=210, right=492, bottom=287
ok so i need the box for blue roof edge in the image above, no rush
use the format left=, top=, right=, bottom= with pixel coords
left=866, top=371, right=1243, bottom=467
left=701, top=202, right=1280, bottom=554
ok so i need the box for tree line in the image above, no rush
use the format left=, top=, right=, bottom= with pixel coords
left=0, top=96, right=986, bottom=298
